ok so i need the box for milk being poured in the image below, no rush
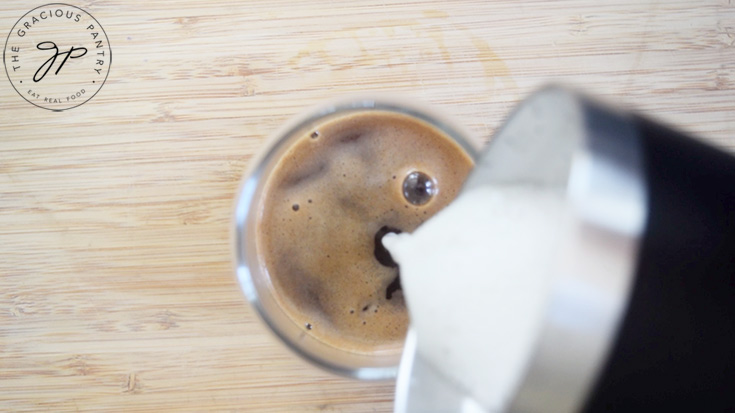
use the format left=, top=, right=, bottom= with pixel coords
left=383, top=186, right=570, bottom=412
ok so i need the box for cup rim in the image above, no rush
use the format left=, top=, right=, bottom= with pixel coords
left=233, top=96, right=480, bottom=380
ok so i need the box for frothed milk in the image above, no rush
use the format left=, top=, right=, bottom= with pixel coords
left=256, top=110, right=473, bottom=354
left=383, top=187, right=569, bottom=411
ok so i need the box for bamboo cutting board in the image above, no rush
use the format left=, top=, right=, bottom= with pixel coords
left=1, top=1, right=734, bottom=411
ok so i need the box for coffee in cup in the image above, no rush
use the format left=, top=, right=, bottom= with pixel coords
left=255, top=110, right=474, bottom=353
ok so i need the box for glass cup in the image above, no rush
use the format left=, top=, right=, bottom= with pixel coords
left=233, top=96, right=479, bottom=379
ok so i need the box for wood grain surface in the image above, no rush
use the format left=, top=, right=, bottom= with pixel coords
left=1, top=1, right=734, bottom=411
